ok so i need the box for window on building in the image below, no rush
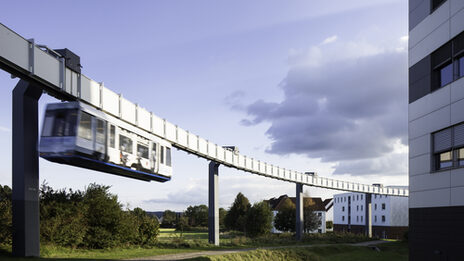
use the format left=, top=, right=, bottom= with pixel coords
left=361, top=205, right=363, bottom=211
left=357, top=195, right=359, bottom=201
left=459, top=56, right=464, bottom=78
left=361, top=195, right=363, bottom=200
left=160, top=146, right=165, bottom=164
left=361, top=216, right=363, bottom=222
left=439, top=63, right=453, bottom=87
left=318, top=212, right=322, bottom=217
left=342, top=206, right=345, bottom=212
left=382, top=203, right=386, bottom=210
left=375, top=204, right=377, bottom=210
left=342, top=216, right=345, bottom=221
left=375, top=195, right=377, bottom=199
left=433, top=123, right=464, bottom=170
left=357, top=216, right=359, bottom=222
left=382, top=215, right=386, bottom=222
left=357, top=205, right=359, bottom=211
left=375, top=215, right=377, bottom=222
left=431, top=0, right=446, bottom=12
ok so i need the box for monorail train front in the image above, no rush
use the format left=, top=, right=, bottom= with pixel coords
left=39, top=102, right=171, bottom=182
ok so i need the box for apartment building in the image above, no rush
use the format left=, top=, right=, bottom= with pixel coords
left=409, top=0, right=464, bottom=259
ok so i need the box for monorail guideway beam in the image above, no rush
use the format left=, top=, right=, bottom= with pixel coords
left=12, top=80, right=42, bottom=257
left=208, top=161, right=220, bottom=246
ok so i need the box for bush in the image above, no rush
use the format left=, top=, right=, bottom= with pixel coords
left=0, top=185, right=12, bottom=245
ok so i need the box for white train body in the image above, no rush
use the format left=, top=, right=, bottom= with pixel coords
left=39, top=102, right=172, bottom=182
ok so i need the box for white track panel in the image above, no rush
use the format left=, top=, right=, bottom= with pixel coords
left=0, top=23, right=408, bottom=196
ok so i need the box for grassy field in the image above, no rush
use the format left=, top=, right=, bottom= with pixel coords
left=189, top=242, right=409, bottom=261
left=0, top=229, right=408, bottom=260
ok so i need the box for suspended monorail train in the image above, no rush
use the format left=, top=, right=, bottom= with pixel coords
left=39, top=102, right=172, bottom=182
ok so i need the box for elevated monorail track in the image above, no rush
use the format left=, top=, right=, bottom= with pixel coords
left=0, top=22, right=408, bottom=197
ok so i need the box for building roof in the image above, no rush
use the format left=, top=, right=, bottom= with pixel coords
left=267, top=195, right=332, bottom=212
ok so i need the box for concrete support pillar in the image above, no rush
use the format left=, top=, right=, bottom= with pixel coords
left=12, top=80, right=42, bottom=257
left=208, top=161, right=220, bottom=246
left=295, top=183, right=304, bottom=241
left=364, top=193, right=372, bottom=238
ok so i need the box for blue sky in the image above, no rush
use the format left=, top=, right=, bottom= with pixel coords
left=0, top=0, right=408, bottom=214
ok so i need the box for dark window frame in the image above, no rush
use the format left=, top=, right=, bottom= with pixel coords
left=432, top=122, right=464, bottom=172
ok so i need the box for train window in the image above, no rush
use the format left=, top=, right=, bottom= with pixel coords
left=78, top=112, right=93, bottom=140
left=166, top=147, right=171, bottom=167
left=119, top=135, right=133, bottom=154
left=96, top=119, right=106, bottom=144
left=137, top=144, right=149, bottom=159
left=109, top=125, right=115, bottom=148
left=42, top=109, right=77, bottom=137
left=160, top=146, right=165, bottom=164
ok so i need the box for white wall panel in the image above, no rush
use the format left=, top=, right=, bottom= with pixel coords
left=35, top=49, right=60, bottom=87
left=102, top=87, right=119, bottom=116
left=451, top=7, right=464, bottom=38
left=409, top=188, right=450, bottom=208
left=177, top=128, right=188, bottom=147
left=165, top=122, right=176, bottom=142
left=450, top=77, right=464, bottom=103
left=120, top=97, right=136, bottom=124
left=152, top=115, right=164, bottom=137
left=198, top=138, right=207, bottom=155
left=0, top=25, right=29, bottom=71
left=409, top=105, right=450, bottom=139
left=224, top=150, right=233, bottom=165
left=451, top=98, right=464, bottom=125
left=409, top=20, right=450, bottom=66
left=450, top=186, right=464, bottom=206
left=208, top=142, right=217, bottom=158
left=409, top=134, right=430, bottom=158
left=238, top=155, right=245, bottom=168
left=188, top=133, right=198, bottom=151
left=137, top=107, right=151, bottom=131
left=216, top=147, right=225, bottom=162
left=409, top=1, right=449, bottom=49
left=245, top=157, right=252, bottom=170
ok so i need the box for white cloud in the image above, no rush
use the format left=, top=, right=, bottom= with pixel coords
left=321, top=35, right=338, bottom=45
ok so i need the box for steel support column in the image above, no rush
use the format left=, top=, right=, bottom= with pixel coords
left=364, top=193, right=372, bottom=238
left=12, top=80, right=42, bottom=257
left=296, top=183, right=304, bottom=241
left=208, top=161, right=220, bottom=246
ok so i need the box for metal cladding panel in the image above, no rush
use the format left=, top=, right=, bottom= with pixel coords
left=35, top=48, right=60, bottom=87
left=238, top=155, right=245, bottom=168
left=177, top=128, right=188, bottom=147
left=216, top=147, right=225, bottom=162
left=232, top=154, right=239, bottom=167
left=258, top=161, right=265, bottom=173
left=102, top=87, right=119, bottom=116
left=71, top=72, right=78, bottom=96
left=224, top=150, right=233, bottom=165
left=188, top=133, right=198, bottom=151
left=272, top=166, right=278, bottom=177
left=251, top=159, right=258, bottom=172
left=152, top=115, right=164, bottom=137
left=198, top=138, right=207, bottom=155
left=208, top=142, right=216, bottom=158
left=0, top=24, right=29, bottom=71
left=120, top=97, right=136, bottom=124
left=245, top=157, right=252, bottom=170
left=165, top=122, right=176, bottom=142
left=65, top=69, right=72, bottom=94
left=137, top=107, right=151, bottom=131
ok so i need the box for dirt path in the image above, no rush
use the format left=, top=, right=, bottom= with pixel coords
left=128, top=240, right=389, bottom=261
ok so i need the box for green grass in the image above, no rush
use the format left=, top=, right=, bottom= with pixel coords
left=0, top=231, right=400, bottom=260
left=188, top=242, right=409, bottom=261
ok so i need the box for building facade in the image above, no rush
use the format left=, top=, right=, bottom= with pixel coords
left=409, top=0, right=464, bottom=259
left=333, top=188, right=408, bottom=239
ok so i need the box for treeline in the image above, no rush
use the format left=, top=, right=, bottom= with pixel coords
left=164, top=192, right=274, bottom=238
left=0, top=183, right=159, bottom=248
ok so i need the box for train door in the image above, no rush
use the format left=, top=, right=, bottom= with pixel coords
left=107, top=124, right=118, bottom=164
left=76, top=111, right=94, bottom=153
left=94, top=118, right=107, bottom=160
left=151, top=142, right=158, bottom=173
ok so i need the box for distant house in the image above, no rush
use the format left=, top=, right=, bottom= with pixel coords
left=333, top=186, right=408, bottom=239
left=267, top=195, right=333, bottom=234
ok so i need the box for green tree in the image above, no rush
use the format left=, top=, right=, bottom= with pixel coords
left=82, top=183, right=124, bottom=248
left=39, top=183, right=87, bottom=247
left=219, top=207, right=227, bottom=230
left=304, top=206, right=321, bottom=233
left=274, top=198, right=296, bottom=232
left=184, top=205, right=208, bottom=227
left=225, top=192, right=251, bottom=232
left=0, top=185, right=12, bottom=244
left=131, top=207, right=160, bottom=245
left=161, top=210, right=177, bottom=228
left=245, top=201, right=273, bottom=237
